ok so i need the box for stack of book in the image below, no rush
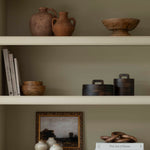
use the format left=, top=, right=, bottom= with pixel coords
left=95, top=143, right=144, bottom=150
left=3, top=49, right=21, bottom=96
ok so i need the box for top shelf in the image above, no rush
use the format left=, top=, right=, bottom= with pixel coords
left=1, top=36, right=150, bottom=46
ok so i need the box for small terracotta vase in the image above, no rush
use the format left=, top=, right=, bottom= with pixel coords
left=52, top=12, right=76, bottom=36
left=30, top=7, right=57, bottom=36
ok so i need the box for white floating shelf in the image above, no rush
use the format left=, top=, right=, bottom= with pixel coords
left=0, top=36, right=150, bottom=45
left=0, top=96, right=150, bottom=105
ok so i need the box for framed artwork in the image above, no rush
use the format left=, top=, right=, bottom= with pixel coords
left=36, top=112, right=83, bottom=150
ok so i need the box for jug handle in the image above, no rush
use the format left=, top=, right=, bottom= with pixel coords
left=48, top=8, right=57, bottom=18
left=52, top=18, right=58, bottom=29
left=69, top=18, right=76, bottom=27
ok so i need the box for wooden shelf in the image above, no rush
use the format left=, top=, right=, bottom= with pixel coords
left=0, top=96, right=150, bottom=105
left=1, top=36, right=150, bottom=45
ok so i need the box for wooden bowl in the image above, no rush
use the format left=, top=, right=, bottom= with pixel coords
left=23, top=81, right=43, bottom=86
left=22, top=85, right=45, bottom=95
left=102, top=18, right=140, bottom=36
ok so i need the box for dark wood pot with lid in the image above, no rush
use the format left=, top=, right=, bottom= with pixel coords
left=114, top=74, right=134, bottom=95
left=82, top=80, right=113, bottom=96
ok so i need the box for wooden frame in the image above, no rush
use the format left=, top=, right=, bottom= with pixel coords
left=36, top=112, right=83, bottom=150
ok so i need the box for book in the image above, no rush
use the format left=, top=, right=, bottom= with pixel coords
left=95, top=143, right=144, bottom=150
left=3, top=49, right=13, bottom=96
left=8, top=53, right=18, bottom=95
left=14, top=58, right=21, bottom=96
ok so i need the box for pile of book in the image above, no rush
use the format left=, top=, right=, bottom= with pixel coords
left=95, top=143, right=144, bottom=150
left=3, top=49, right=20, bottom=96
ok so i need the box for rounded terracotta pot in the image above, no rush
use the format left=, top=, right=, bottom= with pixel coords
left=22, top=85, right=45, bottom=96
left=30, top=7, right=57, bottom=36
left=52, top=12, right=76, bottom=36
left=22, top=81, right=46, bottom=95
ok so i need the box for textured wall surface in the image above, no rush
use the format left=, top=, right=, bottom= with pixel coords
left=5, top=105, right=150, bottom=150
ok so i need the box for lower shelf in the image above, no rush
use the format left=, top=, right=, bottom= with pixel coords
left=0, top=96, right=150, bottom=105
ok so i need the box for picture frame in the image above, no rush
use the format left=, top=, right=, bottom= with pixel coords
left=36, top=112, right=83, bottom=150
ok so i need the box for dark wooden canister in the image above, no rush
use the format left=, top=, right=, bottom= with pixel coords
left=82, top=80, right=104, bottom=96
left=114, top=74, right=134, bottom=95
left=82, top=80, right=113, bottom=96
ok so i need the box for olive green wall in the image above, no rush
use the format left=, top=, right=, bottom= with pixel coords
left=5, top=1, right=150, bottom=150
left=5, top=105, right=150, bottom=150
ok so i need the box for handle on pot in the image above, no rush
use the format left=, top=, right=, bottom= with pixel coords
left=92, top=80, right=104, bottom=85
left=48, top=8, right=57, bottom=17
left=52, top=18, right=58, bottom=29
left=69, top=17, right=76, bottom=27
left=119, top=74, right=130, bottom=79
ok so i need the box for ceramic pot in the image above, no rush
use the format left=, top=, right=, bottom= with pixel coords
left=30, top=7, right=57, bottom=36
left=50, top=144, right=63, bottom=150
left=47, top=137, right=56, bottom=148
left=52, top=12, right=76, bottom=36
left=35, top=140, right=48, bottom=150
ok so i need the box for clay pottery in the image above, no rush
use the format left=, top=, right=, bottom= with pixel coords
left=114, top=74, right=134, bottom=95
left=35, top=140, right=48, bottom=150
left=102, top=18, right=140, bottom=36
left=30, top=7, right=57, bottom=36
left=52, top=12, right=76, bottom=36
left=50, top=144, right=63, bottom=150
left=47, top=137, right=56, bottom=148
left=22, top=81, right=46, bottom=95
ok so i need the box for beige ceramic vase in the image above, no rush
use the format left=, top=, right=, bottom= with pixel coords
left=30, top=7, right=57, bottom=36
left=52, top=12, right=76, bottom=36
left=35, top=140, right=48, bottom=150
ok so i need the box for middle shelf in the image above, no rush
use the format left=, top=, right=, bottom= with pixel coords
left=0, top=96, right=150, bottom=105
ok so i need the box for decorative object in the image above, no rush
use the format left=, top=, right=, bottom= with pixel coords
left=114, top=74, right=134, bottom=95
left=36, top=112, right=83, bottom=150
left=22, top=81, right=45, bottom=95
left=47, top=137, right=57, bottom=148
left=50, top=144, right=63, bottom=150
left=30, top=7, right=57, bottom=36
left=35, top=140, right=48, bottom=150
left=52, top=12, right=76, bottom=36
left=101, top=131, right=137, bottom=143
left=82, top=80, right=113, bottom=96
left=102, top=18, right=140, bottom=36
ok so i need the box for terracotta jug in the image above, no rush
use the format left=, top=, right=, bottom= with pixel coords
left=30, top=7, right=57, bottom=36
left=52, top=12, right=76, bottom=36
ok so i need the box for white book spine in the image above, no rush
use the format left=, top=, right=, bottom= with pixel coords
left=14, top=58, right=20, bottom=96
left=96, top=143, right=144, bottom=150
left=9, top=53, right=18, bottom=96
left=3, top=49, right=13, bottom=96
